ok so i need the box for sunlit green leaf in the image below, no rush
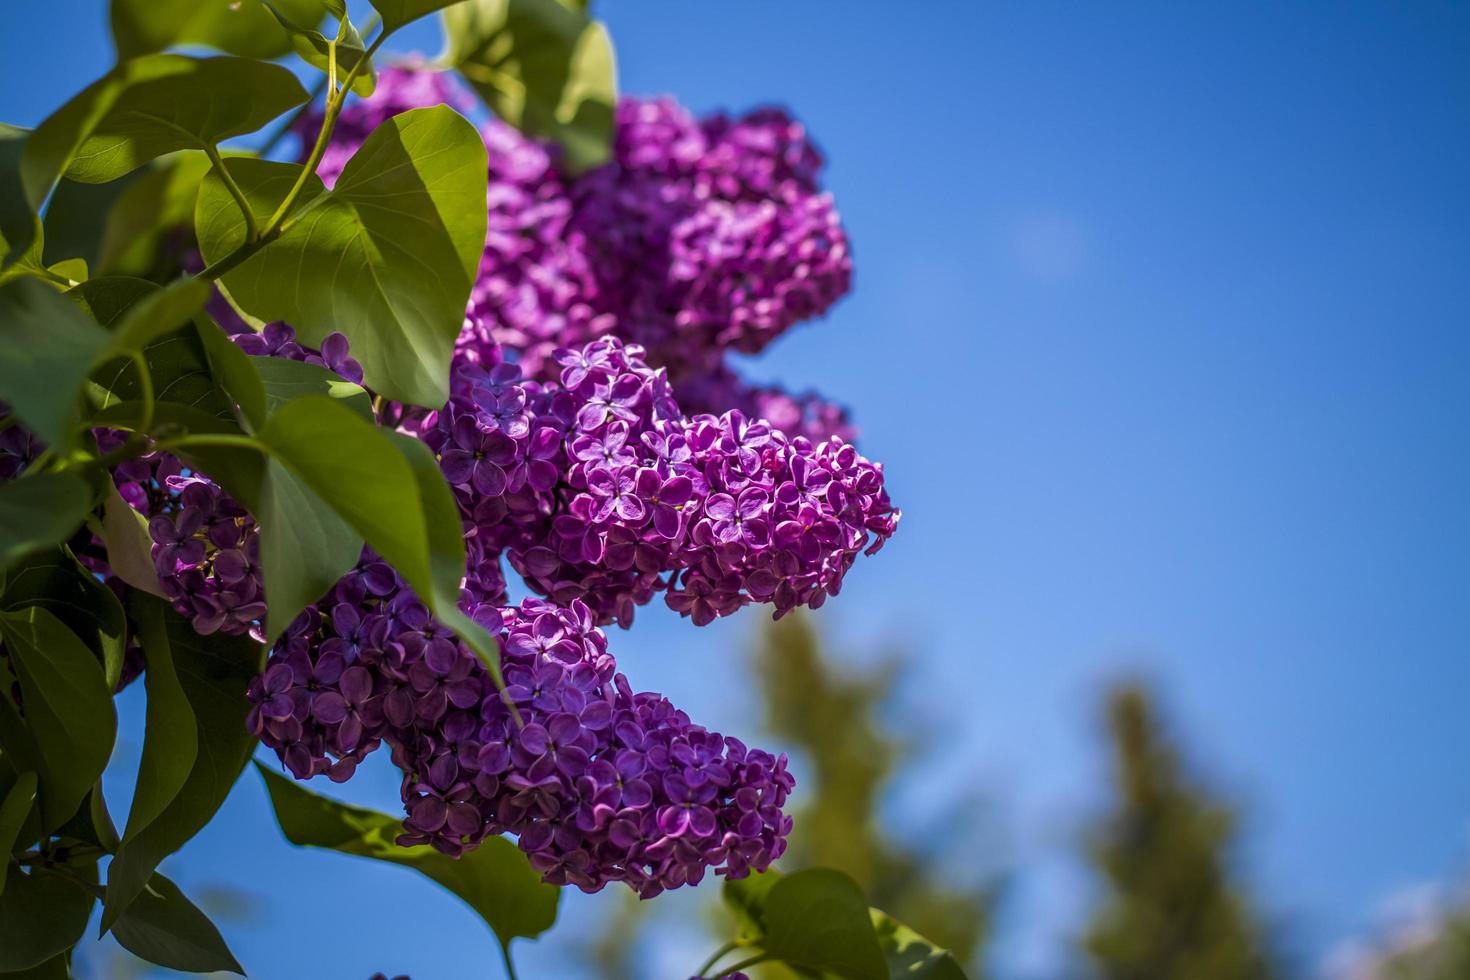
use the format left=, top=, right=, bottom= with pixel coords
left=97, top=477, right=164, bottom=598
left=870, top=908, right=970, bottom=980
left=5, top=55, right=307, bottom=264
left=445, top=0, right=617, bottom=171
left=0, top=607, right=116, bottom=832
left=258, top=764, right=559, bottom=954
left=251, top=357, right=373, bottom=421
left=111, top=872, right=245, bottom=975
left=197, top=105, right=488, bottom=406
left=261, top=2, right=377, bottom=97
left=112, top=0, right=329, bottom=60
left=372, top=0, right=465, bottom=35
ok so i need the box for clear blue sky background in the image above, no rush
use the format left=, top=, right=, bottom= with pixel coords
left=4, top=2, right=1470, bottom=978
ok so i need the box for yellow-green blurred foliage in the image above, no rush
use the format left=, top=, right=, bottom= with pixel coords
left=1081, top=683, right=1279, bottom=980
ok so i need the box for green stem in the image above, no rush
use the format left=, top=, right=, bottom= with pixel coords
left=263, top=32, right=387, bottom=236
left=126, top=349, right=155, bottom=439
left=695, top=941, right=744, bottom=978
left=199, top=27, right=387, bottom=283
left=499, top=942, right=520, bottom=980
left=204, top=143, right=258, bottom=243
left=255, top=12, right=382, bottom=157
left=712, top=953, right=772, bottom=976
left=151, top=433, right=262, bottom=454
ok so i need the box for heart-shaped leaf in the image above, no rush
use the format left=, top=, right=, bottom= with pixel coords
left=197, top=105, right=487, bottom=406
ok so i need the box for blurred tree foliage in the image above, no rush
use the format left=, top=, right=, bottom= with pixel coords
left=755, top=612, right=995, bottom=971
left=1081, top=682, right=1279, bottom=980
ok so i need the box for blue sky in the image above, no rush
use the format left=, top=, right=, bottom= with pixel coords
left=5, top=2, right=1470, bottom=977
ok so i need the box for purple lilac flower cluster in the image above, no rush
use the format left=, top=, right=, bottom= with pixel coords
left=301, top=69, right=857, bottom=443
left=413, top=335, right=897, bottom=628
left=107, top=441, right=268, bottom=641
left=248, top=566, right=794, bottom=895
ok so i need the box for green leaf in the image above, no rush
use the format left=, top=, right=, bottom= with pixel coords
left=104, top=596, right=260, bottom=934
left=257, top=457, right=363, bottom=642
left=372, top=0, right=466, bottom=35
left=258, top=763, right=559, bottom=953
left=1, top=547, right=128, bottom=692
left=0, top=276, right=111, bottom=447
left=445, top=0, right=617, bottom=171
left=97, top=474, right=166, bottom=598
left=42, top=174, right=142, bottom=272
left=387, top=429, right=505, bottom=684
left=252, top=396, right=500, bottom=676
left=197, top=105, right=488, bottom=406
left=251, top=356, right=373, bottom=421
left=0, top=771, right=38, bottom=895
left=110, top=277, right=212, bottom=353
left=194, top=314, right=268, bottom=430
left=5, top=56, right=307, bottom=262
left=121, top=599, right=199, bottom=849
left=870, top=909, right=970, bottom=980
left=78, top=278, right=238, bottom=426
left=112, top=0, right=330, bottom=60
left=97, top=153, right=215, bottom=278
left=254, top=395, right=446, bottom=596
left=0, top=474, right=95, bottom=575
left=0, top=867, right=96, bottom=972
left=0, top=124, right=46, bottom=280
left=111, top=873, right=245, bottom=975
left=60, top=55, right=309, bottom=185
left=722, top=868, right=887, bottom=980
left=0, top=953, right=70, bottom=979
left=261, top=2, right=377, bottom=97
left=0, top=607, right=117, bottom=832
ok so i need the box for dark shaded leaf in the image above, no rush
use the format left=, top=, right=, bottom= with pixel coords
left=0, top=276, right=110, bottom=447
left=97, top=153, right=214, bottom=278
left=121, top=596, right=199, bottom=849
left=723, top=868, right=887, bottom=980
left=111, top=872, right=245, bottom=975
left=258, top=764, right=559, bottom=952
left=0, top=474, right=95, bottom=576
left=0, top=547, right=128, bottom=692
left=103, top=596, right=260, bottom=933
left=0, top=607, right=116, bottom=832
left=0, top=866, right=95, bottom=972
left=0, top=771, right=38, bottom=896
